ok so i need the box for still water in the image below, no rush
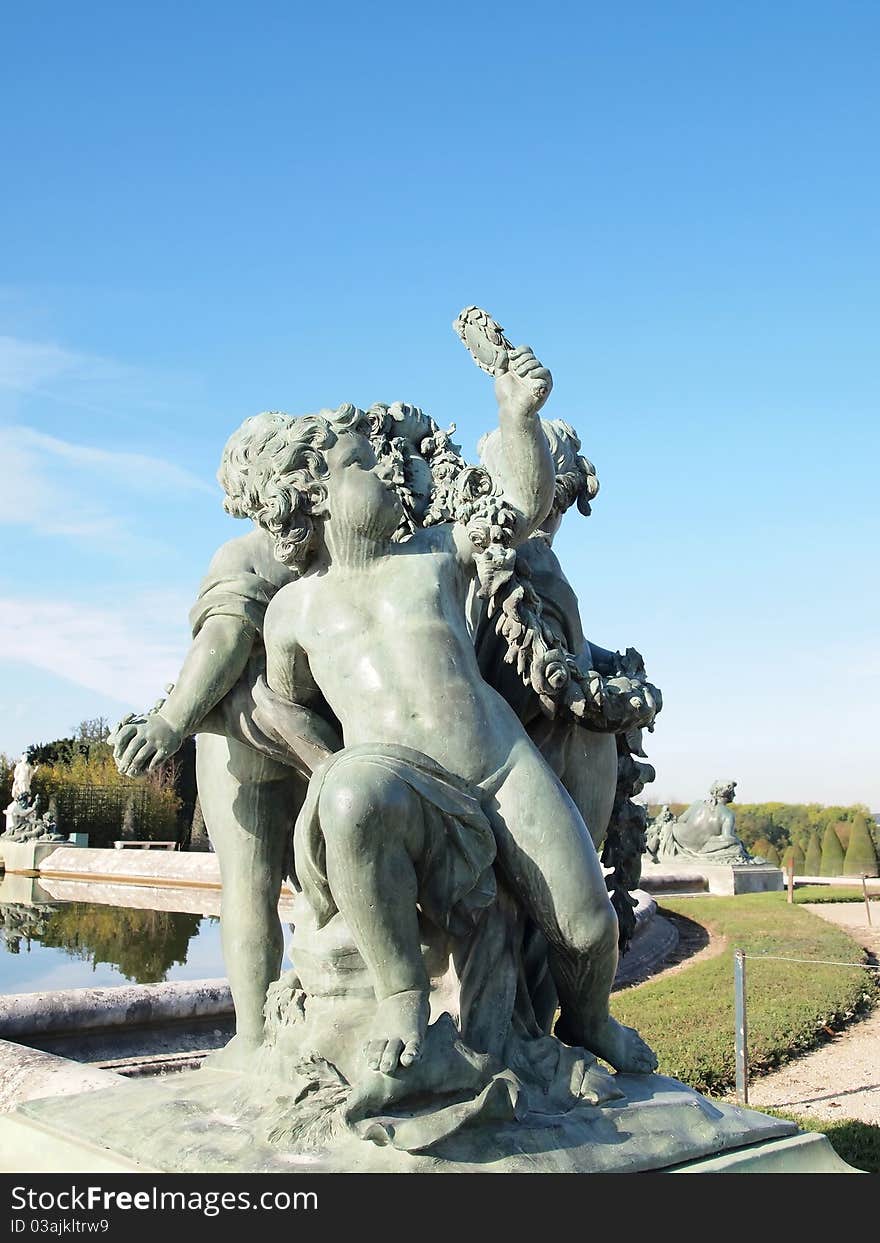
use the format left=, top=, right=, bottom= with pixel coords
left=0, top=899, right=231, bottom=993
left=0, top=875, right=297, bottom=994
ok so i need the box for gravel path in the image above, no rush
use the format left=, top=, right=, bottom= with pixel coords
left=743, top=903, right=880, bottom=1125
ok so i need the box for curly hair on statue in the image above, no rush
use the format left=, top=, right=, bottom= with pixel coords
left=542, top=419, right=600, bottom=518
left=476, top=418, right=599, bottom=527
left=218, top=404, right=369, bottom=575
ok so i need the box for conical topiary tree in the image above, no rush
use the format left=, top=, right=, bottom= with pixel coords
left=762, top=841, right=780, bottom=867
left=804, top=830, right=822, bottom=876
left=843, top=815, right=879, bottom=877
left=820, top=824, right=846, bottom=877
left=781, top=841, right=805, bottom=876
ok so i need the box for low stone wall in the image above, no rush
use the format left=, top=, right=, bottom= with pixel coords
left=0, top=979, right=232, bottom=1040
left=2, top=846, right=304, bottom=906
left=793, top=874, right=880, bottom=889
left=0, top=840, right=83, bottom=875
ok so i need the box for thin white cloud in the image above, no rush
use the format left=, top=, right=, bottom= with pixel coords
left=0, top=595, right=190, bottom=708
left=0, top=337, right=83, bottom=391
left=0, top=334, right=182, bottom=419
left=0, top=425, right=214, bottom=550
left=6, top=426, right=212, bottom=495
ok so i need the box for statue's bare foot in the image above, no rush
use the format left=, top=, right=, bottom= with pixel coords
left=580, top=1018, right=658, bottom=1075
left=364, top=989, right=429, bottom=1075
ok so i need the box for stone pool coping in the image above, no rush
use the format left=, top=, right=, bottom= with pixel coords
left=0, top=979, right=234, bottom=1040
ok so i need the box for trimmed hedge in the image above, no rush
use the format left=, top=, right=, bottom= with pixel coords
left=804, top=830, right=823, bottom=875
left=753, top=838, right=780, bottom=867
left=820, top=824, right=846, bottom=876
left=781, top=841, right=806, bottom=875
left=793, top=885, right=880, bottom=904
left=843, top=816, right=879, bottom=877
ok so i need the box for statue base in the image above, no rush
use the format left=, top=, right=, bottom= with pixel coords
left=0, top=1066, right=857, bottom=1173
left=639, top=860, right=784, bottom=896
left=0, top=840, right=81, bottom=876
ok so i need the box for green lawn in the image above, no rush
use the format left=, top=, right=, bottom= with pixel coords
left=611, top=893, right=880, bottom=1171
left=611, top=893, right=876, bottom=1093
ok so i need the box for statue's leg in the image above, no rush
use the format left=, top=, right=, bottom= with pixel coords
left=484, top=740, right=657, bottom=1074
left=560, top=730, right=618, bottom=852
left=317, top=760, right=429, bottom=1075
left=196, top=733, right=302, bottom=1055
left=527, top=717, right=617, bottom=851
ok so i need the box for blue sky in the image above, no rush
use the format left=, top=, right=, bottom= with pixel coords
left=1, top=2, right=878, bottom=806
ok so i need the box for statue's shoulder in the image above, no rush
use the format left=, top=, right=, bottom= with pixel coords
left=204, top=530, right=261, bottom=577
left=404, top=522, right=457, bottom=556
left=204, top=528, right=290, bottom=586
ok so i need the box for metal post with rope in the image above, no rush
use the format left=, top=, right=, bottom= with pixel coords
left=732, top=947, right=880, bottom=1107
left=734, top=949, right=749, bottom=1105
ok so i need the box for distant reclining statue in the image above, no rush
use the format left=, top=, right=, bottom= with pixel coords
left=647, top=780, right=753, bottom=864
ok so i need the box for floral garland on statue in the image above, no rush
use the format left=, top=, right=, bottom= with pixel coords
left=362, top=311, right=663, bottom=950
left=448, top=306, right=662, bottom=951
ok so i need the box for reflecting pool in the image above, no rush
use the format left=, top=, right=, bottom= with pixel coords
left=0, top=899, right=229, bottom=993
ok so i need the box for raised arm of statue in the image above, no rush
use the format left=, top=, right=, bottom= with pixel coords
left=489, top=348, right=556, bottom=543
left=676, top=800, right=698, bottom=826
left=452, top=307, right=556, bottom=553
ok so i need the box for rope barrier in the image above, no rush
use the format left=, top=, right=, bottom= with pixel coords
left=733, top=947, right=879, bottom=1104
left=744, top=953, right=879, bottom=971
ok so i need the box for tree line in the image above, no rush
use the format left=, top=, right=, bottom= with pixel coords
left=1, top=718, right=201, bottom=850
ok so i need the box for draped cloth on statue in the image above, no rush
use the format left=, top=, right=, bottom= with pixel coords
left=294, top=744, right=498, bottom=939
left=189, top=568, right=275, bottom=639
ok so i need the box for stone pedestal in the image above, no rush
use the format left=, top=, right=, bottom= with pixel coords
left=0, top=840, right=77, bottom=875
left=639, top=860, right=784, bottom=896
left=0, top=1066, right=857, bottom=1174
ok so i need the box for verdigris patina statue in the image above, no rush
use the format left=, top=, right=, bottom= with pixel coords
left=476, top=417, right=659, bottom=958
left=79, top=309, right=813, bottom=1171
left=110, top=309, right=659, bottom=1144
left=647, top=780, right=753, bottom=864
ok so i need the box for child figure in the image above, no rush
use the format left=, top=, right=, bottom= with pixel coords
left=240, top=345, right=657, bottom=1079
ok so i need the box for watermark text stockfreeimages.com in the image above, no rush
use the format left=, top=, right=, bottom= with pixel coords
left=10, top=1184, right=317, bottom=1221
